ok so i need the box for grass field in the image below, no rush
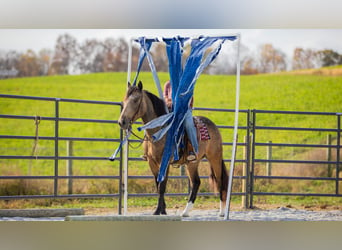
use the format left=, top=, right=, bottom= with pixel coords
left=1, top=67, right=342, bottom=209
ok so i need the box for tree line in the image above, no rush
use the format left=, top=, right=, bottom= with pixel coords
left=1, top=33, right=342, bottom=79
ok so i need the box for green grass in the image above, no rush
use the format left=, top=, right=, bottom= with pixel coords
left=1, top=69, right=342, bottom=208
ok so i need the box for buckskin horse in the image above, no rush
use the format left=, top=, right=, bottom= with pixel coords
left=118, top=81, right=228, bottom=217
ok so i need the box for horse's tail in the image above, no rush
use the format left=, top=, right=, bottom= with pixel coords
left=209, top=160, right=228, bottom=196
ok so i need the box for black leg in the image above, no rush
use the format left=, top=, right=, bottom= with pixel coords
left=188, top=174, right=201, bottom=204
left=153, top=179, right=167, bottom=215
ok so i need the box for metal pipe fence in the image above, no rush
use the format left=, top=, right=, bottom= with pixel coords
left=0, top=94, right=123, bottom=211
left=249, top=109, right=342, bottom=208
left=0, top=94, right=341, bottom=212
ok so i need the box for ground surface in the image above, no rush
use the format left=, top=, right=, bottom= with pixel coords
left=1, top=206, right=342, bottom=221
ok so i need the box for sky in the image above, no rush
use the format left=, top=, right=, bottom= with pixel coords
left=1, top=29, right=342, bottom=59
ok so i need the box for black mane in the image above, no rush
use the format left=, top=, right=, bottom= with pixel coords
left=144, top=90, right=167, bottom=117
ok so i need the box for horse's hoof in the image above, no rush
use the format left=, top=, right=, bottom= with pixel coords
left=153, top=210, right=167, bottom=215
left=181, top=212, right=190, bottom=217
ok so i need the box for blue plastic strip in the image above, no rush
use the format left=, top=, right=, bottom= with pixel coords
left=133, top=37, right=163, bottom=99
left=135, top=35, right=237, bottom=182
left=109, top=131, right=131, bottom=161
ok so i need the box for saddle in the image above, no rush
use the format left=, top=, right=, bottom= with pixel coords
left=171, top=117, right=210, bottom=167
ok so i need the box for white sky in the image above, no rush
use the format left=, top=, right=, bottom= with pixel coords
left=1, top=29, right=342, bottom=58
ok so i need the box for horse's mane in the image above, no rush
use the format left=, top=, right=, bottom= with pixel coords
left=144, top=90, right=167, bottom=117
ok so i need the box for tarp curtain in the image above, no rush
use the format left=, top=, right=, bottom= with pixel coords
left=137, top=35, right=237, bottom=182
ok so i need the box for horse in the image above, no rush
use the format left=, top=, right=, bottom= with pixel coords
left=118, top=81, right=228, bottom=217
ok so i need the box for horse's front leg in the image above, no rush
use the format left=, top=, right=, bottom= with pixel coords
left=153, top=178, right=168, bottom=215
left=182, top=162, right=201, bottom=217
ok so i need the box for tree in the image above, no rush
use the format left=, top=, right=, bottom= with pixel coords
left=38, top=49, right=53, bottom=76
left=111, top=38, right=129, bottom=72
left=258, top=44, right=287, bottom=73
left=317, top=49, right=342, bottom=67
left=77, top=39, right=104, bottom=73
left=242, top=57, right=259, bottom=75
left=0, top=50, right=20, bottom=79
left=49, top=34, right=78, bottom=75
left=16, top=50, right=40, bottom=77
left=151, top=42, right=168, bottom=72
left=292, top=47, right=319, bottom=70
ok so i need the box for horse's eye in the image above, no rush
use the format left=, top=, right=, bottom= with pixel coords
left=133, top=98, right=139, bottom=103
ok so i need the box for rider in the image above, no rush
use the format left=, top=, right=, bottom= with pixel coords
left=163, top=80, right=196, bottom=162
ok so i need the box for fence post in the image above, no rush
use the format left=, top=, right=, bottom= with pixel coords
left=266, top=141, right=272, bottom=178
left=66, top=140, right=73, bottom=195
left=54, top=98, right=60, bottom=197
left=336, top=114, right=341, bottom=195
left=241, top=135, right=250, bottom=208
left=249, top=110, right=256, bottom=209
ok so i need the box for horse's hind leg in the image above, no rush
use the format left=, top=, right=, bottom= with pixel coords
left=182, top=162, right=201, bottom=217
left=208, top=158, right=228, bottom=217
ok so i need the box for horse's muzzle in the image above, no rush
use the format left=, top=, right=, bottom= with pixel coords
left=118, top=116, right=131, bottom=130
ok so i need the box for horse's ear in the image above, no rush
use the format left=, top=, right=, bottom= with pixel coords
left=138, top=81, right=143, bottom=91
left=127, top=81, right=131, bottom=89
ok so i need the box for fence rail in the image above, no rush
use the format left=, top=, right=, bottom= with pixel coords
left=0, top=94, right=341, bottom=213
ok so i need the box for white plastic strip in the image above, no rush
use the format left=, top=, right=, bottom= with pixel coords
left=224, top=33, right=241, bottom=220
left=123, top=38, right=134, bottom=216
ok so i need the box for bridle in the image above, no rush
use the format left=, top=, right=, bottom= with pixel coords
left=124, top=89, right=152, bottom=148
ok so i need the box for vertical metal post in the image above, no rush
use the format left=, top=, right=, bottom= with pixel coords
left=249, top=110, right=256, bottom=209
left=224, top=33, right=241, bottom=220
left=54, top=98, right=60, bottom=197
left=241, top=135, right=249, bottom=208
left=122, top=133, right=129, bottom=215
left=122, top=38, right=133, bottom=215
left=118, top=105, right=124, bottom=215
left=66, top=140, right=73, bottom=195
left=245, top=110, right=251, bottom=209
left=266, top=141, right=272, bottom=178
left=327, top=134, right=332, bottom=177
left=336, top=114, right=341, bottom=195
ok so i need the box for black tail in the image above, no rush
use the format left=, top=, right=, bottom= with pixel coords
left=209, top=160, right=229, bottom=196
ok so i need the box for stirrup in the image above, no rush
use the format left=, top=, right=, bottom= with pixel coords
left=186, top=152, right=196, bottom=162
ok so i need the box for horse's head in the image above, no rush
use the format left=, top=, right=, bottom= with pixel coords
left=118, top=81, right=144, bottom=130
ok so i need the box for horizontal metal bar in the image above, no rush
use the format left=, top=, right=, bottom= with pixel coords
left=0, top=114, right=119, bottom=124
left=127, top=157, right=247, bottom=164
left=217, top=125, right=248, bottom=129
left=253, top=109, right=339, bottom=116
left=255, top=126, right=337, bottom=132
left=253, top=192, right=342, bottom=197
left=127, top=192, right=244, bottom=197
left=128, top=175, right=246, bottom=180
left=0, top=94, right=122, bottom=106
left=255, top=142, right=338, bottom=148
left=254, top=159, right=338, bottom=165
left=0, top=114, right=56, bottom=121
left=194, top=107, right=249, bottom=113
left=0, top=175, right=120, bottom=180
left=59, top=117, right=119, bottom=124
left=254, top=175, right=341, bottom=181
left=0, top=135, right=121, bottom=142
left=0, top=194, right=120, bottom=200
left=0, top=155, right=119, bottom=160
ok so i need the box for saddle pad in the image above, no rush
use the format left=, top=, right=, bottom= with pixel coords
left=194, top=117, right=211, bottom=141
